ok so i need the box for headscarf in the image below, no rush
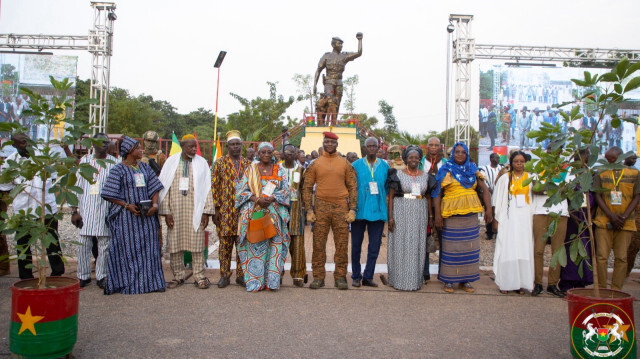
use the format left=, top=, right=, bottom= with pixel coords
left=432, top=142, right=478, bottom=197
left=402, top=145, right=423, bottom=164
left=119, top=136, right=139, bottom=158
left=258, top=142, right=274, bottom=151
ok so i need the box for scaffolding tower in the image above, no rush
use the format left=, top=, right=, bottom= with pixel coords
left=0, top=2, right=116, bottom=134
left=448, top=14, right=640, bottom=146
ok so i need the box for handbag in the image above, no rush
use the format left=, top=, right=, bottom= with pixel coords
left=247, top=204, right=277, bottom=244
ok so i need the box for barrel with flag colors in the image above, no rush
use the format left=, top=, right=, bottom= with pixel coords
left=493, top=146, right=508, bottom=164
left=10, top=277, right=80, bottom=358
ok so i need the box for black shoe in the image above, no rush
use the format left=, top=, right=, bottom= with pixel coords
left=217, top=276, right=230, bottom=288
left=352, top=278, right=362, bottom=287
left=362, top=278, right=378, bottom=287
left=235, top=276, right=246, bottom=287
left=96, top=278, right=106, bottom=289
left=423, top=275, right=430, bottom=283
left=547, top=285, right=566, bottom=298
left=79, top=278, right=91, bottom=288
left=531, top=284, right=543, bottom=296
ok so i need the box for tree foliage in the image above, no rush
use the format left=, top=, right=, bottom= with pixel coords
left=378, top=99, right=398, bottom=138
left=526, top=58, right=640, bottom=295
left=292, top=73, right=315, bottom=114
left=227, top=81, right=297, bottom=142
left=343, top=75, right=359, bottom=114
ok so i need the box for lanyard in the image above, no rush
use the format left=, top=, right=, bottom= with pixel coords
left=284, top=164, right=296, bottom=188
left=90, top=157, right=103, bottom=179
left=611, top=169, right=625, bottom=190
left=367, top=158, right=377, bottom=180
left=230, top=157, right=242, bottom=181
left=180, top=156, right=190, bottom=177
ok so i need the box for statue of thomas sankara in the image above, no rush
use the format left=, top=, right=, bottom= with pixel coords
left=313, top=33, right=363, bottom=116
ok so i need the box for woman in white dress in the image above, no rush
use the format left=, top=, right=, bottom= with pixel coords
left=493, top=150, right=535, bottom=294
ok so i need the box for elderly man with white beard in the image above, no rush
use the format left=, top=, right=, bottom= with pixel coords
left=159, top=134, right=215, bottom=289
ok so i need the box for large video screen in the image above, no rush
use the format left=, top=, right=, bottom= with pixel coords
left=477, top=65, right=640, bottom=155
left=0, top=53, right=78, bottom=143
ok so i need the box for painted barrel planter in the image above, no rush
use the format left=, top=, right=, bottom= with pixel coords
left=10, top=276, right=80, bottom=358
left=567, top=288, right=636, bottom=359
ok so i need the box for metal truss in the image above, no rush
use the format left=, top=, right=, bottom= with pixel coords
left=0, top=2, right=116, bottom=135
left=450, top=14, right=474, bottom=146
left=475, top=44, right=640, bottom=66
left=448, top=14, right=640, bottom=147
left=88, top=2, right=116, bottom=135
left=0, top=34, right=88, bottom=50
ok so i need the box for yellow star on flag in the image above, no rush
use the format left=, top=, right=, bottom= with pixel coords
left=17, top=306, right=44, bottom=335
left=604, top=324, right=630, bottom=342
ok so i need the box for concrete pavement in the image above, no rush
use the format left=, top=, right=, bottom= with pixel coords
left=1, top=261, right=639, bottom=358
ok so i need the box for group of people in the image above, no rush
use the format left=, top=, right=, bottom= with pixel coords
left=491, top=145, right=640, bottom=296
left=1, top=127, right=638, bottom=296
left=481, top=102, right=640, bottom=157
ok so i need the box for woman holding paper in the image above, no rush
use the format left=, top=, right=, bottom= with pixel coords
left=235, top=142, right=291, bottom=292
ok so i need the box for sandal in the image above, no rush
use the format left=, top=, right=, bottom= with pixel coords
left=499, top=290, right=508, bottom=294
left=459, top=282, right=475, bottom=293
left=443, top=283, right=454, bottom=293
left=194, top=277, right=210, bottom=289
left=515, top=289, right=525, bottom=295
left=167, top=279, right=184, bottom=289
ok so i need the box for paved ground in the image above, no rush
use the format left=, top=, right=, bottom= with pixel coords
left=1, top=258, right=639, bottom=358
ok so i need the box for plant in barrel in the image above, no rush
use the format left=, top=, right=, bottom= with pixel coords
left=525, top=59, right=640, bottom=358
left=0, top=76, right=100, bottom=358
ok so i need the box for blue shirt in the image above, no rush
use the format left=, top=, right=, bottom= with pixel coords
left=353, top=157, right=389, bottom=221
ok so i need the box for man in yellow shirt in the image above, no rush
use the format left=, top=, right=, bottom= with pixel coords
left=593, top=147, right=640, bottom=290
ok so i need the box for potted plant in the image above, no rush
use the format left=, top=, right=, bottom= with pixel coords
left=0, top=76, right=99, bottom=358
left=526, top=59, right=640, bottom=358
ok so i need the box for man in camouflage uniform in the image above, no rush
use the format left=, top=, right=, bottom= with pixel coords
left=303, top=131, right=357, bottom=290
left=141, top=130, right=166, bottom=176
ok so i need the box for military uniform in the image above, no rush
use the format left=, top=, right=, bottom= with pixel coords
left=303, top=151, right=357, bottom=280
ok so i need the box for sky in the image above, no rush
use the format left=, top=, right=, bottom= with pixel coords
left=1, top=0, right=639, bottom=135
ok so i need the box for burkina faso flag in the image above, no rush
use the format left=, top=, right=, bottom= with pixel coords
left=10, top=292, right=79, bottom=357
left=493, top=146, right=508, bottom=164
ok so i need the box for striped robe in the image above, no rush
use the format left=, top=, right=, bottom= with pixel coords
left=101, top=162, right=165, bottom=294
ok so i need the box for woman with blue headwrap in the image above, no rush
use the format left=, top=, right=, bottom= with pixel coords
left=235, top=142, right=291, bottom=292
left=432, top=142, right=493, bottom=293
left=101, top=136, right=165, bottom=294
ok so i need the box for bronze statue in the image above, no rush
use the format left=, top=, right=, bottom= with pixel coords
left=313, top=33, right=363, bottom=117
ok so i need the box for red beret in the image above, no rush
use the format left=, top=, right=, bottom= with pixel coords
left=323, top=131, right=339, bottom=140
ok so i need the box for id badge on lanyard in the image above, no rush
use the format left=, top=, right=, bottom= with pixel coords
left=290, top=190, right=298, bottom=201
left=89, top=183, right=100, bottom=195
left=610, top=170, right=624, bottom=206
left=179, top=177, right=189, bottom=191
left=411, top=183, right=421, bottom=196
left=515, top=194, right=527, bottom=208
left=369, top=182, right=379, bottom=195
left=610, top=191, right=622, bottom=206
left=263, top=181, right=276, bottom=197
left=134, top=173, right=146, bottom=187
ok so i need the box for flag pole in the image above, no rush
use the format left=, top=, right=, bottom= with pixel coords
left=213, top=51, right=227, bottom=148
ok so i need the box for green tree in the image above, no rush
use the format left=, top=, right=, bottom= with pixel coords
left=1, top=64, right=18, bottom=96
left=292, top=73, right=315, bottom=113
left=379, top=99, right=398, bottom=137
left=107, top=87, right=160, bottom=137
left=479, top=69, right=493, bottom=100
left=227, top=81, right=296, bottom=142
left=73, top=78, right=90, bottom=125
left=526, top=58, right=640, bottom=297
left=343, top=75, right=359, bottom=114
